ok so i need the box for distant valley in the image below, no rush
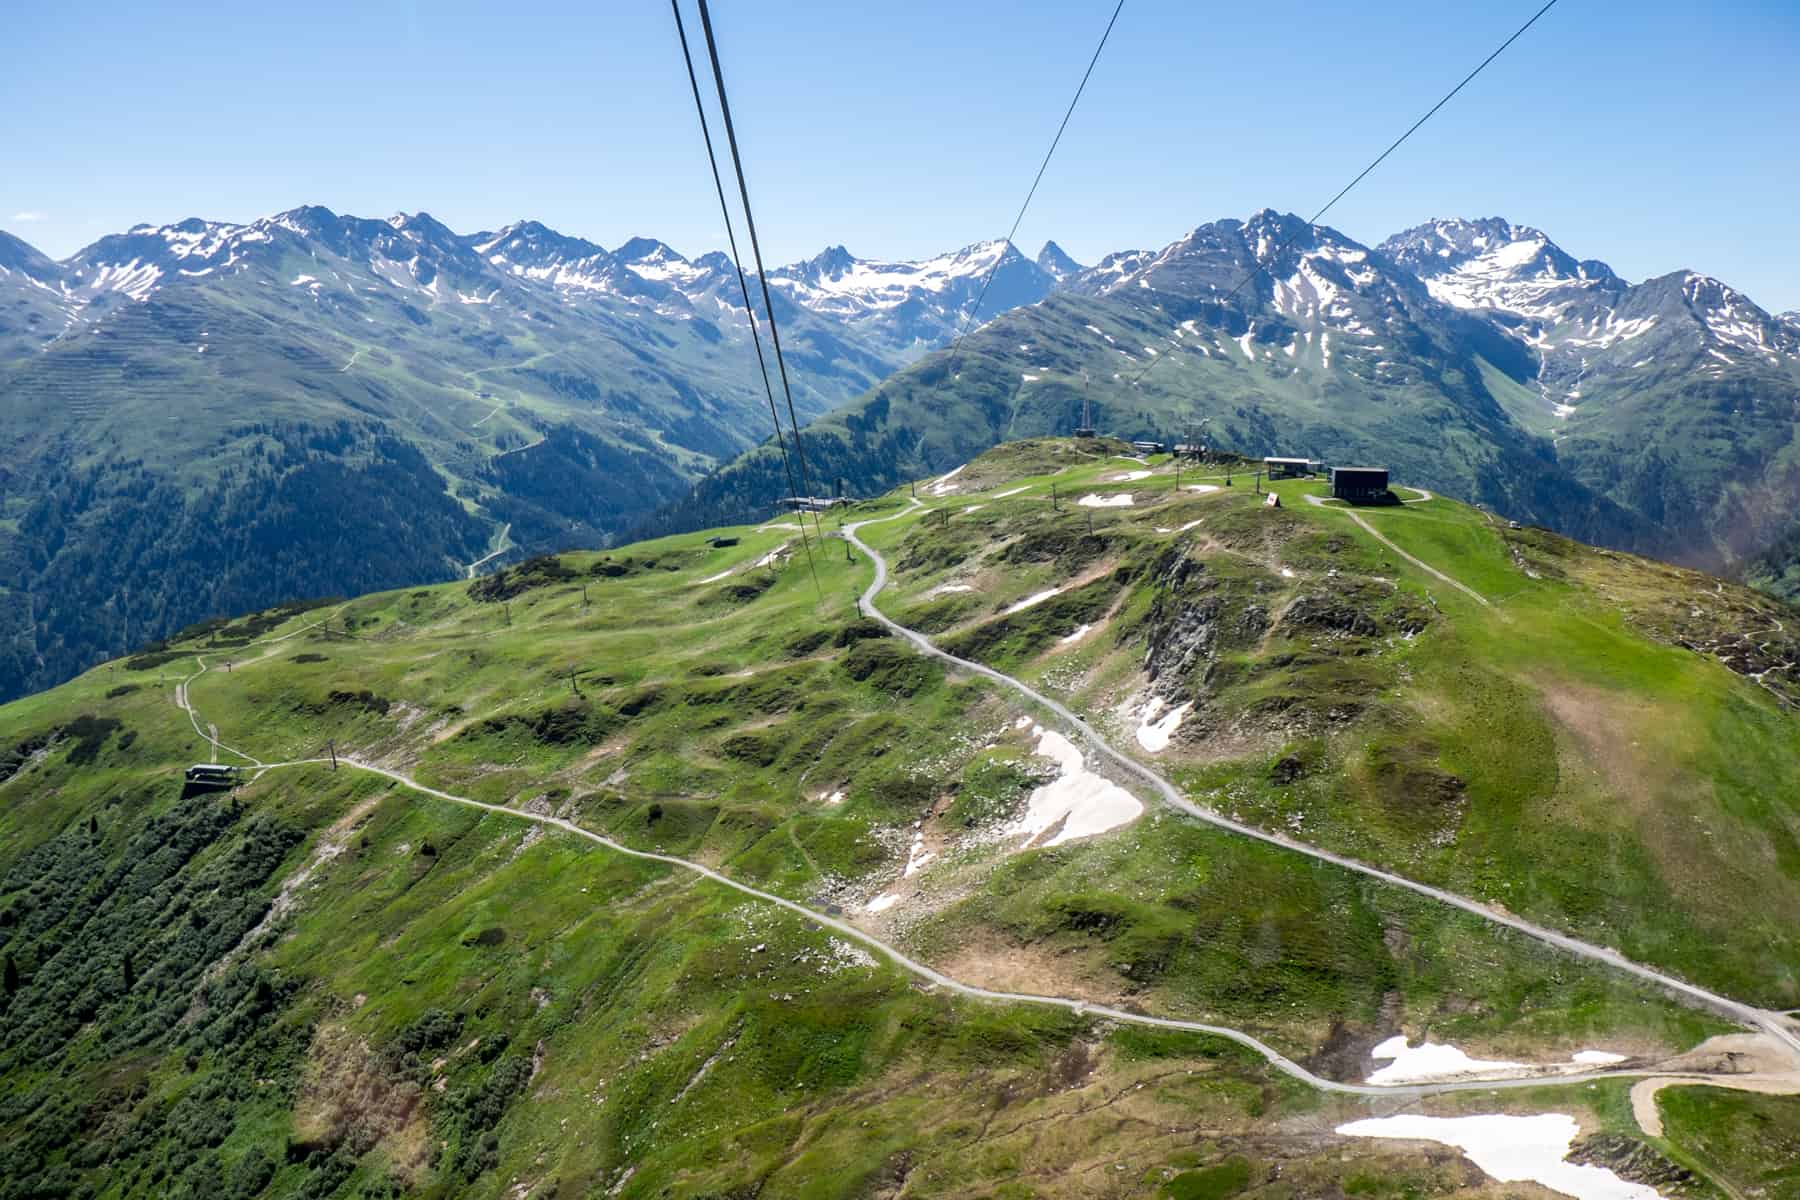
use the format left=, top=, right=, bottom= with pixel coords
left=0, top=209, right=1071, bottom=700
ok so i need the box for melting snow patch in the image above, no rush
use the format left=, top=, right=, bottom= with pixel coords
left=1571, top=1050, right=1627, bottom=1065
left=962, top=504, right=985, bottom=514
left=696, top=570, right=733, bottom=584
left=1135, top=698, right=1192, bottom=752
left=927, top=582, right=975, bottom=597
left=864, top=893, right=901, bottom=913
left=1021, top=373, right=1041, bottom=382
left=926, top=465, right=966, bottom=496
left=1009, top=726, right=1142, bottom=848
left=1107, top=470, right=1153, bottom=482
left=1077, top=493, right=1134, bottom=508
left=1059, top=623, right=1093, bottom=644
left=1366, top=1036, right=1524, bottom=1084
left=1177, top=518, right=1205, bottom=533
left=824, top=790, right=845, bottom=805
left=1183, top=484, right=1220, bottom=494
left=753, top=543, right=790, bottom=569
left=993, top=485, right=1029, bottom=498
left=1335, top=1114, right=1660, bottom=1200
left=1280, top=567, right=1296, bottom=578
left=1004, top=587, right=1065, bottom=615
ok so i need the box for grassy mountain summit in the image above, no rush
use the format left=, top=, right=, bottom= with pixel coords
left=2, top=437, right=1795, bottom=1197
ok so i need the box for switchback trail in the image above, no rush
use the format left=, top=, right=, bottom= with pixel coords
left=842, top=500, right=1799, bottom=1055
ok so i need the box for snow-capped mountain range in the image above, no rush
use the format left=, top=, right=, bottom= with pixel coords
left=1380, top=216, right=1800, bottom=418
left=676, top=206, right=1800, bottom=598
left=0, top=207, right=1076, bottom=368
left=14, top=204, right=1792, bottom=433
left=1046, top=210, right=1798, bottom=433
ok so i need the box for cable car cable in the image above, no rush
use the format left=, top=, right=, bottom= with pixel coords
left=671, top=0, right=822, bottom=595
left=695, top=0, right=834, bottom=579
left=943, top=0, right=1127, bottom=377
left=1125, top=0, right=1559, bottom=392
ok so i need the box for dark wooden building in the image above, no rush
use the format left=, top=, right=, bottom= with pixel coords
left=184, top=763, right=240, bottom=791
left=1329, top=466, right=1391, bottom=503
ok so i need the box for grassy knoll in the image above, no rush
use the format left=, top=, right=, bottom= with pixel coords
left=866, top=458, right=1800, bottom=1009
left=0, top=439, right=1794, bottom=1197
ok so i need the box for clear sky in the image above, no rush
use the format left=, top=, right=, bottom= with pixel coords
left=6, top=0, right=1798, bottom=311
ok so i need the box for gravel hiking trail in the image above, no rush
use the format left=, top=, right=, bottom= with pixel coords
left=844, top=500, right=1798, bottom=1057
left=161, top=516, right=1799, bottom=1102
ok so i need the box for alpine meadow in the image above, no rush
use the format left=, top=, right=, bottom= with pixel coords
left=2, top=1, right=1798, bottom=1198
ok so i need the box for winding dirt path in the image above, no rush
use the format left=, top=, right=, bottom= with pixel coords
left=843, top=501, right=1796, bottom=1056
left=161, top=524, right=1798, bottom=1103
left=261, top=750, right=1782, bottom=1103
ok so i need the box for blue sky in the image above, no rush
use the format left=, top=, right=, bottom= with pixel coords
left=6, top=0, right=1798, bottom=310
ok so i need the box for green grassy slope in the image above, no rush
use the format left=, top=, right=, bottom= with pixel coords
left=0, top=439, right=1794, bottom=1198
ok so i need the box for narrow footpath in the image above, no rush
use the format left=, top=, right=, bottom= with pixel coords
left=1301, top=492, right=1489, bottom=607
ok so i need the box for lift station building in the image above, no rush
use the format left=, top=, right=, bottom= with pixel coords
left=1263, top=456, right=1315, bottom=479
left=1329, top=466, right=1391, bottom=503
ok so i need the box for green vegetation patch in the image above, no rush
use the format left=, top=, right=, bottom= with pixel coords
left=1161, top=1157, right=1252, bottom=1200
left=1656, top=1088, right=1800, bottom=1197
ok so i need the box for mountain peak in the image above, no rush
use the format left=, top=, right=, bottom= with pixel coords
left=387, top=211, right=459, bottom=242
left=1377, top=218, right=1620, bottom=326
left=266, top=205, right=342, bottom=236
left=1377, top=217, right=1584, bottom=277
left=800, top=244, right=857, bottom=279
left=470, top=220, right=608, bottom=264
left=0, top=229, right=60, bottom=281
left=1036, top=240, right=1082, bottom=282
left=614, top=236, right=685, bottom=265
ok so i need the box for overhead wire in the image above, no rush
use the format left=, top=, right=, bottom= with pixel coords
left=941, top=0, right=1127, bottom=377
left=670, top=0, right=822, bottom=596
left=693, top=0, right=834, bottom=578
left=1125, top=0, right=1560, bottom=393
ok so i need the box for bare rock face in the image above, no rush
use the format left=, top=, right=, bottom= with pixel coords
left=1139, top=553, right=1272, bottom=693
left=1566, top=1133, right=1699, bottom=1193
